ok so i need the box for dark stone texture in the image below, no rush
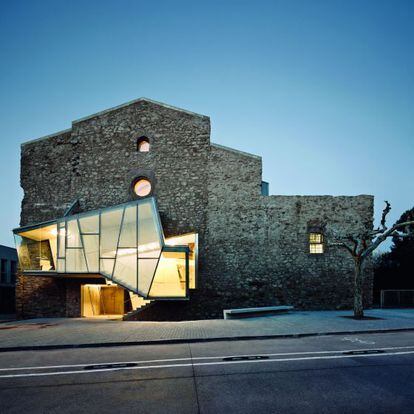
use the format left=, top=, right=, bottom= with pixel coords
left=17, top=98, right=374, bottom=320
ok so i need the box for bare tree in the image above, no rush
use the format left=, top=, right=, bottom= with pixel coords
left=328, top=201, right=414, bottom=319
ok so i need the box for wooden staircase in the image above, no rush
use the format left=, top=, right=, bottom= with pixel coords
left=123, top=292, right=153, bottom=320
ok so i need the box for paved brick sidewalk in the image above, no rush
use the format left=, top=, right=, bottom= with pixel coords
left=0, top=309, right=413, bottom=350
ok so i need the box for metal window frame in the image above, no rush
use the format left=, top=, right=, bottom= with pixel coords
left=165, top=232, right=198, bottom=289
left=13, top=197, right=194, bottom=300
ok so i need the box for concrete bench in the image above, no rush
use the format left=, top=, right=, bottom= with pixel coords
left=223, top=305, right=294, bottom=319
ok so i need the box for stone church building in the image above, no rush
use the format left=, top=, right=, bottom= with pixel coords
left=13, top=98, right=374, bottom=320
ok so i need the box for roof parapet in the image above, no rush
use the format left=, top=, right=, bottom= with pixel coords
left=211, top=142, right=261, bottom=160
left=21, top=128, right=72, bottom=147
left=72, top=97, right=209, bottom=125
left=21, top=98, right=209, bottom=146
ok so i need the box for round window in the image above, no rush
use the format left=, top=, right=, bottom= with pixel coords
left=134, top=178, right=152, bottom=197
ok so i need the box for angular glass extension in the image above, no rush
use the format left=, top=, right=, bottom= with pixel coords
left=13, top=197, right=197, bottom=299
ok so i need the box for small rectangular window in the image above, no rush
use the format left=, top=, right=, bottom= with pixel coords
left=309, top=233, right=324, bottom=254
left=261, top=181, right=269, bottom=196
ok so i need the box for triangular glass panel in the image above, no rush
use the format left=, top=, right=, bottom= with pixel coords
left=67, top=219, right=82, bottom=248
left=58, top=222, right=66, bottom=258
left=100, top=207, right=123, bottom=258
left=100, top=259, right=115, bottom=278
left=113, top=248, right=137, bottom=291
left=149, top=251, right=187, bottom=298
left=83, top=234, right=99, bottom=272
left=138, top=199, right=162, bottom=258
left=137, top=258, right=159, bottom=296
left=119, top=205, right=137, bottom=248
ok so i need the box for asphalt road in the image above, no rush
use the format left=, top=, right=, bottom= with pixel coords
left=0, top=331, right=413, bottom=413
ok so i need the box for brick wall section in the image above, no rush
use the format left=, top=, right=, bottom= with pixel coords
left=17, top=98, right=374, bottom=320
left=65, top=281, right=82, bottom=317
left=16, top=274, right=66, bottom=318
left=15, top=274, right=107, bottom=318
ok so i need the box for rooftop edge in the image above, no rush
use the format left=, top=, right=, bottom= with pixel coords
left=72, top=97, right=209, bottom=125
left=211, top=142, right=262, bottom=160
left=21, top=98, right=209, bottom=146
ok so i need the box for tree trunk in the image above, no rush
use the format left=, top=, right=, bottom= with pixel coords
left=353, top=258, right=364, bottom=319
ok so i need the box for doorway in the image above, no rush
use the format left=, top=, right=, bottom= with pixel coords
left=81, top=284, right=125, bottom=317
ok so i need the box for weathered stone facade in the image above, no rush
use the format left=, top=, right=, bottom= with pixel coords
left=16, top=98, right=374, bottom=320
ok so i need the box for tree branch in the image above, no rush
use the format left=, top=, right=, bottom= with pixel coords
left=362, top=220, right=414, bottom=258
left=380, top=200, right=391, bottom=229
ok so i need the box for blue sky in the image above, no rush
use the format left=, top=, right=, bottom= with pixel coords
left=0, top=0, right=413, bottom=250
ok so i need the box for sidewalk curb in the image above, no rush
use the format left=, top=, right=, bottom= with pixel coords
left=1, top=327, right=413, bottom=353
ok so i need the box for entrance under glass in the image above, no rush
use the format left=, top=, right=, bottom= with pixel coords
left=13, top=197, right=197, bottom=300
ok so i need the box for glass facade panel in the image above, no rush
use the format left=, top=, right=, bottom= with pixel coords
left=149, top=251, right=187, bottom=298
left=58, top=223, right=66, bottom=258
left=100, top=208, right=123, bottom=258
left=67, top=219, right=82, bottom=248
left=83, top=234, right=99, bottom=272
left=79, top=214, right=99, bottom=234
left=138, top=259, right=158, bottom=296
left=14, top=197, right=195, bottom=300
left=14, top=224, right=57, bottom=271
left=66, top=248, right=87, bottom=272
left=138, top=199, right=162, bottom=258
left=166, top=233, right=197, bottom=289
left=57, top=258, right=65, bottom=273
left=119, top=206, right=137, bottom=248
left=100, top=259, right=115, bottom=278
left=113, top=248, right=137, bottom=290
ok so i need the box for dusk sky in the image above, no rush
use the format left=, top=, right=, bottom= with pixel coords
left=0, top=0, right=413, bottom=250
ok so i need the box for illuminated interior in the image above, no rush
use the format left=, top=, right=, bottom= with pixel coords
left=137, top=138, right=150, bottom=152
left=309, top=232, right=324, bottom=254
left=165, top=233, right=197, bottom=289
left=15, top=224, right=58, bottom=271
left=134, top=179, right=152, bottom=197
left=81, top=284, right=124, bottom=317
left=14, top=197, right=197, bottom=300
left=149, top=251, right=187, bottom=297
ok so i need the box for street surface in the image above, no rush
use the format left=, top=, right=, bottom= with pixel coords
left=0, top=331, right=413, bottom=413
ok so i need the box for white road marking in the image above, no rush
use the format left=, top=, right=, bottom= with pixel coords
left=1, top=345, right=414, bottom=372
left=0, top=349, right=413, bottom=379
left=342, top=337, right=375, bottom=345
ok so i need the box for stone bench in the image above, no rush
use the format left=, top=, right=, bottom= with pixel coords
left=223, top=305, right=294, bottom=319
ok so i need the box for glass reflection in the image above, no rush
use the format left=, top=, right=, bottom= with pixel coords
left=166, top=233, right=197, bottom=289
left=14, top=197, right=196, bottom=300
left=14, top=224, right=57, bottom=271
left=149, top=251, right=187, bottom=298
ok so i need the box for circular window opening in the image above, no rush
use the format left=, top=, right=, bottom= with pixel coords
left=137, top=137, right=150, bottom=152
left=134, top=178, right=152, bottom=197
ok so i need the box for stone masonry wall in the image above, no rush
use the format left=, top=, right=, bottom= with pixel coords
left=18, top=99, right=210, bottom=318
left=17, top=98, right=374, bottom=320
left=202, top=145, right=374, bottom=316
left=134, top=145, right=374, bottom=320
